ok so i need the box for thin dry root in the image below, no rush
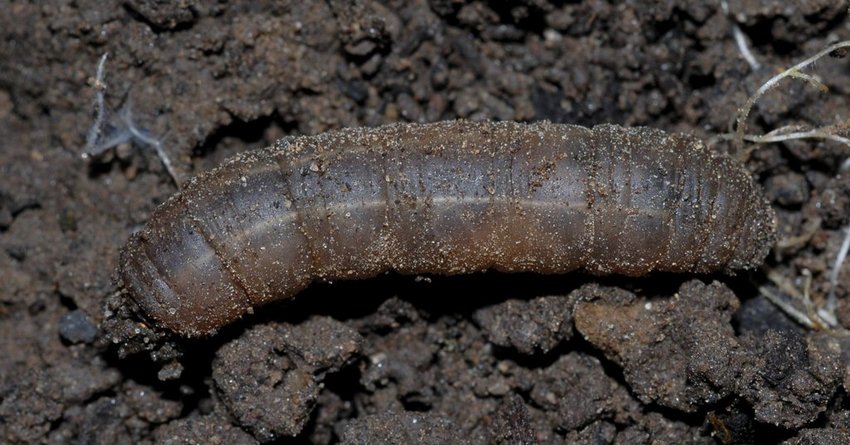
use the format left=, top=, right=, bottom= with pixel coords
left=84, top=53, right=109, bottom=156
left=763, top=269, right=834, bottom=330
left=733, top=40, right=850, bottom=155
left=82, top=52, right=181, bottom=188
left=720, top=0, right=761, bottom=70
left=775, top=216, right=822, bottom=250
left=828, top=224, right=850, bottom=318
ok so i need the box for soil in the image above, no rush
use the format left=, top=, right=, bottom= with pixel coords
left=1, top=1, right=850, bottom=444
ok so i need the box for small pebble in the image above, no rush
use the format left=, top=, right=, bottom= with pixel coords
left=58, top=309, right=98, bottom=344
left=158, top=361, right=185, bottom=381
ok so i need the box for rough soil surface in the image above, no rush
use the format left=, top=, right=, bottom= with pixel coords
left=1, top=0, right=850, bottom=444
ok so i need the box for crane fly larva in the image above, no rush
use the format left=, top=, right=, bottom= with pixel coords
left=119, top=120, right=776, bottom=336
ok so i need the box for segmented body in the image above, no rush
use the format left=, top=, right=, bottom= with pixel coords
left=119, top=121, right=776, bottom=336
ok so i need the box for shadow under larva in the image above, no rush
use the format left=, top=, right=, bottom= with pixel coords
left=118, top=120, right=777, bottom=337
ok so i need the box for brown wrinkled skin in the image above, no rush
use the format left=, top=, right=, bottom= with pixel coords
left=119, top=120, right=776, bottom=336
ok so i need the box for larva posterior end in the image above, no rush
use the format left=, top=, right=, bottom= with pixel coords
left=729, top=195, right=778, bottom=272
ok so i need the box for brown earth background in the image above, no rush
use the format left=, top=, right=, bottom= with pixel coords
left=1, top=1, right=850, bottom=444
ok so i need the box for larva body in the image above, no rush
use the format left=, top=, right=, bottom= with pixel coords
left=119, top=121, right=776, bottom=336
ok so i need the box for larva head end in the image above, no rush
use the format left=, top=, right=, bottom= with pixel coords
left=118, top=213, right=248, bottom=338
left=118, top=232, right=193, bottom=336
